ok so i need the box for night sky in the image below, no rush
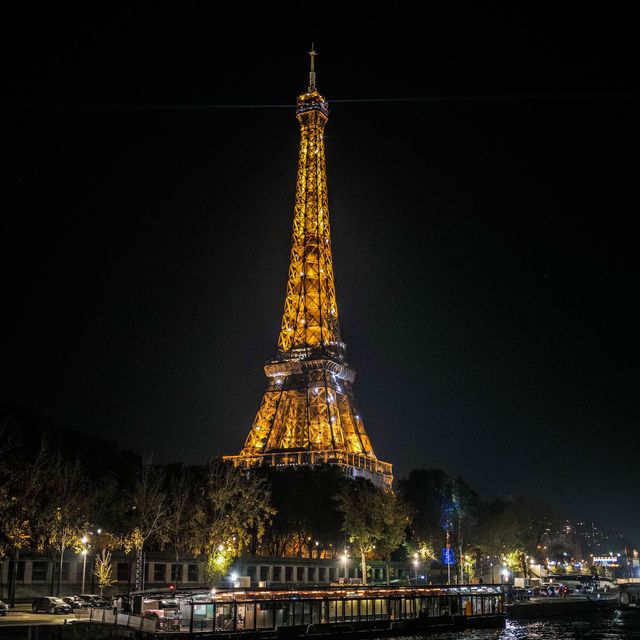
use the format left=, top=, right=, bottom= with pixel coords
left=5, top=11, right=638, bottom=541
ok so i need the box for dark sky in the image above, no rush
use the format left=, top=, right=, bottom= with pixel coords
left=5, top=11, right=639, bottom=542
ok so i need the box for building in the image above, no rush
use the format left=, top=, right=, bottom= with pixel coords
left=0, top=552, right=416, bottom=600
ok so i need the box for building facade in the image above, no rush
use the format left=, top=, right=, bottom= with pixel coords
left=1, top=553, right=414, bottom=600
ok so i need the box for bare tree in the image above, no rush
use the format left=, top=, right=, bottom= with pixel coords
left=39, top=457, right=89, bottom=595
left=161, top=468, right=195, bottom=586
left=128, top=455, right=166, bottom=590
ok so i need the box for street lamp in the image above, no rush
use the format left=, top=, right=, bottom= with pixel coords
left=413, top=559, right=418, bottom=585
left=341, top=553, right=348, bottom=580
left=81, top=549, right=88, bottom=594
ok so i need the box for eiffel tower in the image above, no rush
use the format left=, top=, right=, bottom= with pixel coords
left=225, top=47, right=392, bottom=488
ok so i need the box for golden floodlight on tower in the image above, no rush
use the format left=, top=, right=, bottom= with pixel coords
left=224, top=47, right=392, bottom=488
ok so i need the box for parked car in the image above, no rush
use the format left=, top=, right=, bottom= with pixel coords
left=0, top=599, right=9, bottom=616
left=62, top=596, right=91, bottom=609
left=79, top=594, right=110, bottom=608
left=32, top=597, right=73, bottom=614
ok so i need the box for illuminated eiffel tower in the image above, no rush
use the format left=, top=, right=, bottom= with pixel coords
left=225, top=47, right=392, bottom=488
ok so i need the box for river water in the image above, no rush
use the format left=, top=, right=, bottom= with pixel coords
left=396, top=610, right=640, bottom=638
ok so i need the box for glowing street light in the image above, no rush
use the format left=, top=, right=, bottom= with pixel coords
left=81, top=549, right=88, bottom=593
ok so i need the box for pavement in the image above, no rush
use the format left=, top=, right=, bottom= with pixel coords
left=0, top=604, right=79, bottom=626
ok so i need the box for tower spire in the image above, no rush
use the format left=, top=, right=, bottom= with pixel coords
left=308, top=43, right=317, bottom=92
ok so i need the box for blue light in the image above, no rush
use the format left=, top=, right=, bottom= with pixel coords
left=441, top=548, right=456, bottom=565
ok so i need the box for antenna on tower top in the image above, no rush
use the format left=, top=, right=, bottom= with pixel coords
left=308, top=44, right=317, bottom=92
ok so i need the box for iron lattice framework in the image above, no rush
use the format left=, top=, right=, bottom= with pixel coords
left=225, top=51, right=392, bottom=488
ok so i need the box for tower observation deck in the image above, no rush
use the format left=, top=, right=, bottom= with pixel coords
left=224, top=48, right=392, bottom=488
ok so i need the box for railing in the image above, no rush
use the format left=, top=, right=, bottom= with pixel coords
left=73, top=607, right=158, bottom=633
left=225, top=449, right=393, bottom=487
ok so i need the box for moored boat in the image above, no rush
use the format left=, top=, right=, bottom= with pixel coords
left=507, top=592, right=619, bottom=619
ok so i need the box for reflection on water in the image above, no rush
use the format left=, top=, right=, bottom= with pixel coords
left=390, top=610, right=640, bottom=639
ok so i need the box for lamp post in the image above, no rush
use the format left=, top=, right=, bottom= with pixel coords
left=81, top=535, right=88, bottom=594
left=341, top=553, right=348, bottom=580
left=413, top=559, right=418, bottom=585
left=81, top=549, right=87, bottom=593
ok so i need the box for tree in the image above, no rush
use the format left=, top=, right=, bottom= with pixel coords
left=449, top=477, right=480, bottom=583
left=477, top=496, right=557, bottom=579
left=375, top=491, right=412, bottom=585
left=0, top=441, right=55, bottom=604
left=129, top=456, right=166, bottom=590
left=398, top=469, right=480, bottom=584
left=93, top=549, right=116, bottom=596
left=192, top=459, right=274, bottom=586
left=90, top=470, right=131, bottom=538
left=336, top=478, right=384, bottom=585
left=398, top=469, right=451, bottom=555
left=161, top=467, right=197, bottom=586
left=40, top=457, right=89, bottom=595
left=0, top=421, right=17, bottom=556
left=254, top=468, right=297, bottom=557
left=259, top=465, right=346, bottom=558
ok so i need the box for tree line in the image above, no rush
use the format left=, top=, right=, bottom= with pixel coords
left=1, top=419, right=581, bottom=605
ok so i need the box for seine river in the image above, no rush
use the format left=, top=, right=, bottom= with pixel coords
left=396, top=610, right=640, bottom=638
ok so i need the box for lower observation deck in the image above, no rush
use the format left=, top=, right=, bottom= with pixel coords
left=224, top=449, right=393, bottom=489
